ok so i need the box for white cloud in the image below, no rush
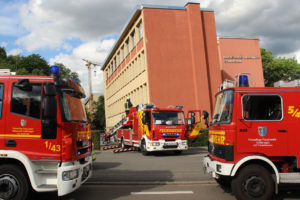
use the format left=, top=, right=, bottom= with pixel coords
left=210, top=0, right=300, bottom=56
left=16, top=0, right=137, bottom=51
left=0, top=1, right=26, bottom=36
left=50, top=38, right=115, bottom=97
left=8, top=48, right=23, bottom=55
left=278, top=50, right=300, bottom=63
left=1, top=42, right=7, bottom=47
left=15, top=0, right=209, bottom=52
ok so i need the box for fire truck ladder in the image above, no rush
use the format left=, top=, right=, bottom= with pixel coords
left=109, top=117, right=128, bottom=137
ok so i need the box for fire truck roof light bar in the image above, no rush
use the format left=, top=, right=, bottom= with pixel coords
left=239, top=75, right=249, bottom=87
left=50, top=65, right=60, bottom=76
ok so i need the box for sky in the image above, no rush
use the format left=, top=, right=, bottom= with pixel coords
left=1, top=0, right=300, bottom=97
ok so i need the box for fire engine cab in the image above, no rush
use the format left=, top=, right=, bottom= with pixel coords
left=0, top=67, right=92, bottom=199
left=111, top=104, right=202, bottom=155
left=203, top=73, right=300, bottom=200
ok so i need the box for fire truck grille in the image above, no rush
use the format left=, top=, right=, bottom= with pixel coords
left=208, top=142, right=233, bottom=161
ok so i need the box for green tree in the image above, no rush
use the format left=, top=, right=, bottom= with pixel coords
left=91, top=95, right=106, bottom=131
left=17, top=54, right=50, bottom=75
left=261, top=48, right=300, bottom=86
left=0, top=47, right=7, bottom=60
left=0, top=48, right=82, bottom=85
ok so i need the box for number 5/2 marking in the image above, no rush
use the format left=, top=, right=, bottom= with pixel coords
left=288, top=106, right=300, bottom=118
left=288, top=106, right=295, bottom=114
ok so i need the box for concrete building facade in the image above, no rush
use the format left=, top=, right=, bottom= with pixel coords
left=101, top=3, right=264, bottom=129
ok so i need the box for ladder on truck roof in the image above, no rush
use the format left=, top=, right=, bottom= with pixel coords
left=0, top=69, right=16, bottom=75
left=109, top=117, right=128, bottom=137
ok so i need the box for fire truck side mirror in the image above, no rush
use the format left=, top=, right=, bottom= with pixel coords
left=142, top=113, right=146, bottom=124
left=202, top=110, right=209, bottom=126
left=43, top=96, right=57, bottom=120
left=43, top=83, right=57, bottom=120
left=44, top=82, right=56, bottom=96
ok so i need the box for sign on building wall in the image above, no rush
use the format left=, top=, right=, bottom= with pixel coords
left=223, top=56, right=260, bottom=63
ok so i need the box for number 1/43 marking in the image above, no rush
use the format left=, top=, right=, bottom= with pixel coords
left=44, top=141, right=61, bottom=152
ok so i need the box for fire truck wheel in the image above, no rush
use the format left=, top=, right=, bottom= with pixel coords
left=141, top=140, right=149, bottom=156
left=0, top=164, right=30, bottom=200
left=231, top=164, right=274, bottom=200
left=215, top=176, right=232, bottom=190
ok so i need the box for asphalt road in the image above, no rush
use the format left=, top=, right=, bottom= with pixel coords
left=31, top=147, right=300, bottom=200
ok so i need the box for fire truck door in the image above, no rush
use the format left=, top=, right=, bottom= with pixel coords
left=187, top=110, right=202, bottom=138
left=0, top=83, right=6, bottom=147
left=7, top=81, right=59, bottom=159
left=237, top=93, right=287, bottom=155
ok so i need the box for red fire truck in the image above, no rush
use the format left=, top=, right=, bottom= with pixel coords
left=203, top=74, right=300, bottom=200
left=0, top=67, right=92, bottom=199
left=113, top=104, right=202, bottom=155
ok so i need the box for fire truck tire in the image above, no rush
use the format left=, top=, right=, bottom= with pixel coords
left=141, top=140, right=149, bottom=156
left=231, top=164, right=274, bottom=200
left=215, top=176, right=231, bottom=190
left=0, top=164, right=30, bottom=200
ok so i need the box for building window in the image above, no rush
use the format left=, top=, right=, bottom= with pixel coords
left=0, top=83, right=3, bottom=118
left=125, top=38, right=130, bottom=55
left=11, top=83, right=42, bottom=119
left=131, top=30, right=136, bottom=47
left=138, top=55, right=142, bottom=73
left=123, top=45, right=126, bottom=59
left=142, top=51, right=146, bottom=70
left=114, top=57, right=117, bottom=71
left=138, top=21, right=143, bottom=40
left=144, top=84, right=148, bottom=103
left=121, top=46, right=124, bottom=61
left=117, top=52, right=120, bottom=66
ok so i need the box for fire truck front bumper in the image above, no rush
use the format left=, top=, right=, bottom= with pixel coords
left=57, top=155, right=93, bottom=196
left=147, top=139, right=188, bottom=152
left=203, top=155, right=234, bottom=178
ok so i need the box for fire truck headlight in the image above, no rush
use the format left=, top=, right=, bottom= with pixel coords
left=181, top=140, right=187, bottom=145
left=62, top=169, right=79, bottom=181
left=150, top=142, right=160, bottom=146
left=216, top=164, right=222, bottom=173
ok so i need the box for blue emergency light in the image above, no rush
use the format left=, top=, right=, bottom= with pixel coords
left=72, top=78, right=78, bottom=84
left=146, top=104, right=154, bottom=109
left=50, top=65, right=60, bottom=75
left=239, top=74, right=249, bottom=87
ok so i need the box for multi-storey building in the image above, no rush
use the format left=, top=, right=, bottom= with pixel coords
left=101, top=2, right=264, bottom=129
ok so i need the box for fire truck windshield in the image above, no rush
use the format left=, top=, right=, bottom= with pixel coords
left=152, top=111, right=185, bottom=125
left=61, top=91, right=87, bottom=122
left=212, top=90, right=234, bottom=124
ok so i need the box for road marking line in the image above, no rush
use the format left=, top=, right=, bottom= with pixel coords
left=131, top=191, right=194, bottom=195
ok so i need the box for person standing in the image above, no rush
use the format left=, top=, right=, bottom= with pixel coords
left=124, top=97, right=133, bottom=115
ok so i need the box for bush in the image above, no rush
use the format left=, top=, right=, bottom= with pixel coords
left=91, top=130, right=101, bottom=150
left=188, top=128, right=209, bottom=147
